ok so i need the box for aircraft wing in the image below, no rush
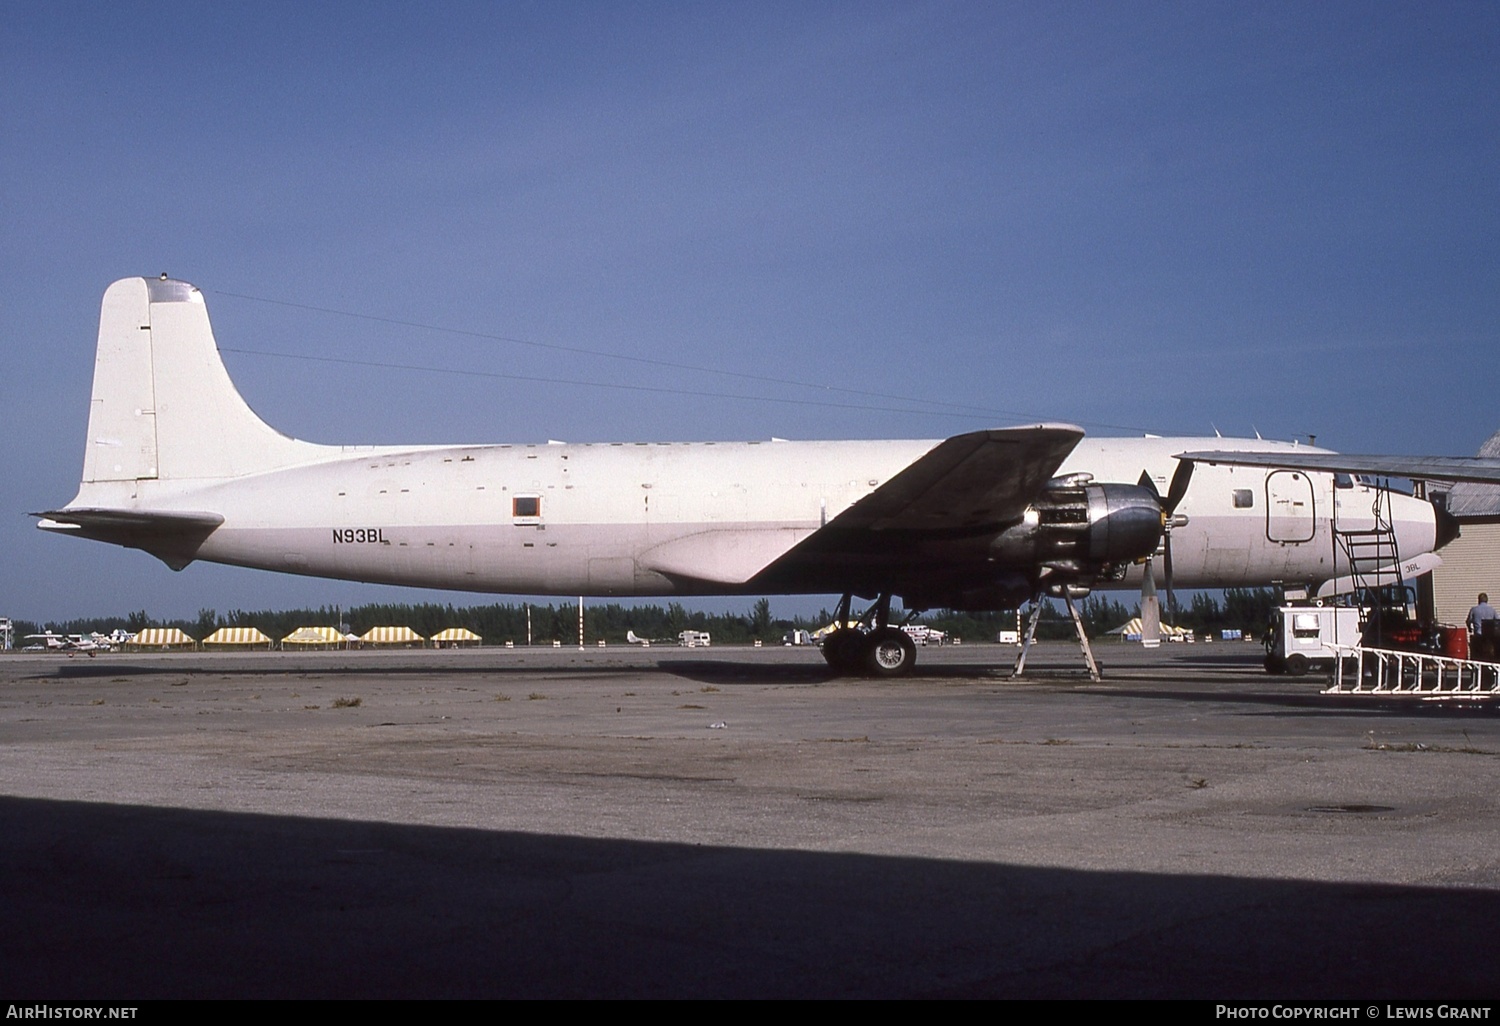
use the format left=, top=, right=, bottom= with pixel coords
left=747, top=424, right=1087, bottom=593
left=1178, top=450, right=1500, bottom=485
left=33, top=508, right=225, bottom=571
left=830, top=424, right=1086, bottom=532
left=643, top=425, right=1086, bottom=589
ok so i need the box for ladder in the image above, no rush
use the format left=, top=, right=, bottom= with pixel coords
left=1332, top=482, right=1405, bottom=638
left=1327, top=645, right=1500, bottom=697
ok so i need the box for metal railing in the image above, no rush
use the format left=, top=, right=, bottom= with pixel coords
left=1327, top=645, right=1500, bottom=697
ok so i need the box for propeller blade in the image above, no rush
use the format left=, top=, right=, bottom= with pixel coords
left=1140, top=558, right=1161, bottom=648
left=1137, top=469, right=1160, bottom=501
left=1164, top=458, right=1195, bottom=515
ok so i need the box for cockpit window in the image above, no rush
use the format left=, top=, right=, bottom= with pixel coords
left=1335, top=473, right=1354, bottom=489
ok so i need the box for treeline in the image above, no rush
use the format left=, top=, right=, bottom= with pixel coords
left=1013, top=588, right=1276, bottom=641
left=15, top=588, right=1278, bottom=645
left=17, top=600, right=784, bottom=646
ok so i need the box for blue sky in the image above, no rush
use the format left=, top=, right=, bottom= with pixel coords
left=3, top=1, right=1497, bottom=623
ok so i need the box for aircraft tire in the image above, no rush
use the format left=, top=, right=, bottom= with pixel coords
left=864, top=628, right=917, bottom=678
left=820, top=629, right=864, bottom=676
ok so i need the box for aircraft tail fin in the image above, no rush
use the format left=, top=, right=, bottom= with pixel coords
left=80, top=277, right=331, bottom=486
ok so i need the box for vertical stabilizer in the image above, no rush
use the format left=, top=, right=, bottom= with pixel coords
left=81, top=277, right=330, bottom=484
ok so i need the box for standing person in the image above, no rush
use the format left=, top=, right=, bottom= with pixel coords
left=1468, top=594, right=1498, bottom=659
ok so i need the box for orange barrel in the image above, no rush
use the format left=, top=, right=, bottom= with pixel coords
left=1440, top=625, right=1469, bottom=659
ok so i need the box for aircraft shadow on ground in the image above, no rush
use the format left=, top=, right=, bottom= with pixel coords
left=1, top=795, right=1495, bottom=999
left=39, top=655, right=1017, bottom=687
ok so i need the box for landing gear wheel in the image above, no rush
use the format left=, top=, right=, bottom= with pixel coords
left=864, top=628, right=917, bottom=678
left=820, top=629, right=864, bottom=676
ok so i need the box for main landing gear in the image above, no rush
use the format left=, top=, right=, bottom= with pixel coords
left=820, top=593, right=919, bottom=678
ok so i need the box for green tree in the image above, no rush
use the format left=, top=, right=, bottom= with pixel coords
left=750, top=598, right=772, bottom=639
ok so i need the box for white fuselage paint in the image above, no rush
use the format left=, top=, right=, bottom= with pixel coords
left=114, top=434, right=1439, bottom=599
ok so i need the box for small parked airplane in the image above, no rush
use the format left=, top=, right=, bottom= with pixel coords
left=35, top=277, right=1455, bottom=676
left=21, top=631, right=105, bottom=653
left=22, top=632, right=71, bottom=651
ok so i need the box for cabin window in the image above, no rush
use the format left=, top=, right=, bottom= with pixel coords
left=1335, top=473, right=1354, bottom=489
left=1232, top=489, right=1254, bottom=509
left=513, top=496, right=541, bottom=518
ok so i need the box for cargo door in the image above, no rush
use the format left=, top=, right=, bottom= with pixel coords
left=1266, top=470, right=1315, bottom=543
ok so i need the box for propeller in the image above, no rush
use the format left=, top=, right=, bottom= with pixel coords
left=1137, top=459, right=1195, bottom=642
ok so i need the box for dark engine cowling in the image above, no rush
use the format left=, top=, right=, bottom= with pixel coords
left=989, top=477, right=1164, bottom=579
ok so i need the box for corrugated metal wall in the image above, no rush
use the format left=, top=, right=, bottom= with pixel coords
left=1432, top=519, right=1500, bottom=624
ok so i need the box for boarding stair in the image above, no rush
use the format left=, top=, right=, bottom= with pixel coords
left=1332, top=482, right=1408, bottom=644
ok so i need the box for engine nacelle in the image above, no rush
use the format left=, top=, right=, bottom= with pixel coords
left=989, top=480, right=1163, bottom=579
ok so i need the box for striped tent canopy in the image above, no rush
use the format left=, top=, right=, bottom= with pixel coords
left=1108, top=619, right=1192, bottom=640
left=360, top=625, right=425, bottom=645
left=130, top=627, right=196, bottom=647
left=281, top=626, right=346, bottom=646
left=202, top=626, right=273, bottom=647
left=430, top=627, right=482, bottom=645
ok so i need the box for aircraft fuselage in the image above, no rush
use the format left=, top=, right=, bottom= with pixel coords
left=87, top=433, right=1438, bottom=603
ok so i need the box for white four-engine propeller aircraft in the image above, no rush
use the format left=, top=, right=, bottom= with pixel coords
left=35, top=277, right=1456, bottom=677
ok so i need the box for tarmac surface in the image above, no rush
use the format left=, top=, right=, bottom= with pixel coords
left=3, top=640, right=1499, bottom=999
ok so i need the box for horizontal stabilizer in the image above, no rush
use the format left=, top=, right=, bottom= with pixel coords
left=34, top=507, right=224, bottom=571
